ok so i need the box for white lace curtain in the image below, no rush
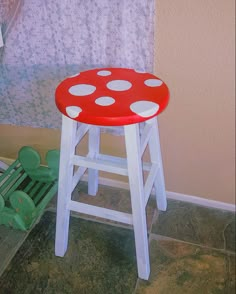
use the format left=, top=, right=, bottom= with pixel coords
left=0, top=0, right=155, bottom=128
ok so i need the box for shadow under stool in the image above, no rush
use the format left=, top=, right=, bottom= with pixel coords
left=54, top=67, right=169, bottom=280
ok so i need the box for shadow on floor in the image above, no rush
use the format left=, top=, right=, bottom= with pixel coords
left=0, top=184, right=235, bottom=293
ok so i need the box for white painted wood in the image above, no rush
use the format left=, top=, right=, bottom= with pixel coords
left=55, top=115, right=77, bottom=257
left=0, top=25, right=3, bottom=48
left=124, top=123, right=150, bottom=280
left=98, top=154, right=127, bottom=165
left=98, top=154, right=152, bottom=172
left=140, top=122, right=153, bottom=156
left=72, top=155, right=128, bottom=176
left=55, top=115, right=169, bottom=280
left=68, top=201, right=133, bottom=225
left=88, top=126, right=100, bottom=196
left=148, top=117, right=167, bottom=211
left=166, top=191, right=236, bottom=212
left=144, top=163, right=159, bottom=206
left=75, top=123, right=90, bottom=147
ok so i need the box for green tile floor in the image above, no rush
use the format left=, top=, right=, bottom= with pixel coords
left=0, top=183, right=235, bottom=293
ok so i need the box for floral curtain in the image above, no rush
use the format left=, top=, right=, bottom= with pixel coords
left=0, top=0, right=155, bottom=129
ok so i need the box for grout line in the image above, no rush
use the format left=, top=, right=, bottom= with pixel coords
left=133, top=278, right=141, bottom=294
left=222, top=223, right=227, bottom=251
left=149, top=233, right=236, bottom=256
left=149, top=208, right=159, bottom=234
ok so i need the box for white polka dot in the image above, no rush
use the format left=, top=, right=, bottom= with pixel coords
left=97, top=70, right=112, bottom=76
left=66, top=106, right=82, bottom=118
left=69, top=84, right=96, bottom=96
left=95, top=96, right=115, bottom=106
left=69, top=73, right=80, bottom=78
left=144, top=79, right=163, bottom=87
left=107, top=80, right=132, bottom=91
left=130, top=101, right=159, bottom=118
left=134, top=69, right=146, bottom=73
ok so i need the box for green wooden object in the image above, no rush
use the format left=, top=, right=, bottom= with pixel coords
left=0, top=146, right=59, bottom=230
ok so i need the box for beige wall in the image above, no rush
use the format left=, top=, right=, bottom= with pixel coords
left=0, top=0, right=235, bottom=204
left=155, top=0, right=235, bottom=204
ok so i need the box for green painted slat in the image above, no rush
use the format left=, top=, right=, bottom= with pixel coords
left=28, top=182, right=43, bottom=199
left=4, top=172, right=28, bottom=200
left=0, top=166, right=24, bottom=195
left=33, top=183, right=52, bottom=205
left=0, top=160, right=19, bottom=183
left=34, top=183, right=58, bottom=215
left=23, top=180, right=36, bottom=194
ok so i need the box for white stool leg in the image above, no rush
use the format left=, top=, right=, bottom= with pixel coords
left=124, top=123, right=150, bottom=280
left=148, top=117, right=167, bottom=211
left=55, top=115, right=77, bottom=257
left=88, top=126, right=100, bottom=196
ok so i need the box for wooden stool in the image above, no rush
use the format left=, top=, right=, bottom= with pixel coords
left=55, top=68, right=169, bottom=280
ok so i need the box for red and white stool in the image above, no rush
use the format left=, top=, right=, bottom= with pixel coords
left=55, top=68, right=169, bottom=280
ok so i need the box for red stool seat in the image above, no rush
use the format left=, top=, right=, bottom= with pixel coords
left=55, top=68, right=169, bottom=126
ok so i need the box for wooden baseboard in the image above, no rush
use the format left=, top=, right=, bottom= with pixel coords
left=166, top=191, right=235, bottom=212
left=0, top=157, right=14, bottom=167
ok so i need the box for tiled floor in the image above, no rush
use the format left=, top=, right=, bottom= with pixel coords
left=0, top=183, right=235, bottom=293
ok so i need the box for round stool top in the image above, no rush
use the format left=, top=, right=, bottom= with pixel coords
left=55, top=68, right=169, bottom=126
